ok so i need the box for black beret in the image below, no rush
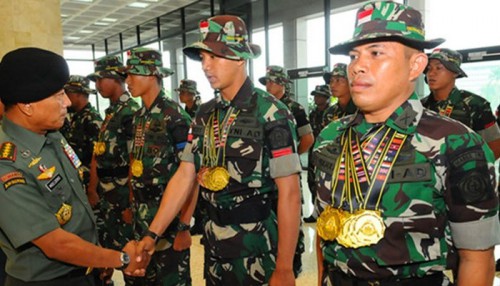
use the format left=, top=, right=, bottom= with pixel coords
left=0, top=47, right=69, bottom=105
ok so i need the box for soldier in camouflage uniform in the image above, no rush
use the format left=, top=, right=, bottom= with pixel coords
left=124, top=47, right=193, bottom=286
left=176, top=79, right=202, bottom=119
left=87, top=55, right=141, bottom=285
left=422, top=48, right=500, bottom=159
left=305, top=84, right=331, bottom=223
left=64, top=75, right=102, bottom=191
left=314, top=1, right=500, bottom=285
left=322, top=63, right=357, bottom=126
left=259, top=65, right=313, bottom=277
left=137, top=15, right=302, bottom=286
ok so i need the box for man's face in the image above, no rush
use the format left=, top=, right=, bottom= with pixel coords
left=314, top=94, right=329, bottom=106
left=329, top=76, right=350, bottom=100
left=425, top=59, right=456, bottom=92
left=266, top=80, right=285, bottom=98
left=96, top=77, right=118, bottom=98
left=30, top=89, right=71, bottom=133
left=179, top=90, right=194, bottom=104
left=64, top=91, right=80, bottom=108
left=347, top=41, right=417, bottom=115
left=200, top=50, right=243, bottom=91
left=125, top=74, right=155, bottom=98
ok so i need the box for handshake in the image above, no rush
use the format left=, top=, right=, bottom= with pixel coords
left=119, top=235, right=158, bottom=276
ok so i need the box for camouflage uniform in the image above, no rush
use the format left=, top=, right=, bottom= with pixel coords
left=322, top=63, right=357, bottom=126
left=175, top=79, right=201, bottom=118
left=87, top=56, right=140, bottom=253
left=183, top=16, right=302, bottom=285
left=316, top=2, right=500, bottom=285
left=64, top=75, right=102, bottom=188
left=422, top=48, right=500, bottom=145
left=307, top=85, right=331, bottom=211
left=259, top=65, right=312, bottom=277
left=126, top=48, right=192, bottom=286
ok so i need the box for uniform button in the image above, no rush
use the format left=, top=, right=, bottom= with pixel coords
left=70, top=179, right=74, bottom=183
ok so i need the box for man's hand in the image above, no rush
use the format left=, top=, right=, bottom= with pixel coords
left=173, top=230, right=192, bottom=251
left=122, top=240, right=150, bottom=276
left=269, top=267, right=295, bottom=286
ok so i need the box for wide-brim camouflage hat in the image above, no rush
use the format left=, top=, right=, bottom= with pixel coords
left=311, top=84, right=331, bottom=98
left=122, top=47, right=174, bottom=78
left=175, top=79, right=200, bottom=94
left=87, top=55, right=127, bottom=82
left=258, top=65, right=290, bottom=85
left=323, top=63, right=347, bottom=84
left=183, top=15, right=261, bottom=61
left=329, top=1, right=445, bottom=55
left=64, top=75, right=96, bottom=94
left=427, top=48, right=467, bottom=78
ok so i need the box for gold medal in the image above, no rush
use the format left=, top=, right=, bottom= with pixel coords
left=316, top=206, right=343, bottom=241
left=93, top=142, right=106, bottom=155
left=55, top=203, right=72, bottom=225
left=131, top=159, right=143, bottom=177
left=205, top=167, right=229, bottom=191
left=337, top=209, right=385, bottom=248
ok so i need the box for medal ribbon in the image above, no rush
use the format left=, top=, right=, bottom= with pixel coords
left=133, top=116, right=151, bottom=163
left=439, top=103, right=453, bottom=117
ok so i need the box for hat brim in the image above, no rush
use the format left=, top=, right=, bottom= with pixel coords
left=258, top=77, right=266, bottom=85
left=183, top=41, right=261, bottom=61
left=311, top=91, right=331, bottom=98
left=87, top=71, right=127, bottom=82
left=323, top=73, right=332, bottom=85
left=175, top=88, right=200, bottom=95
left=329, top=36, right=446, bottom=55
left=440, top=60, right=468, bottom=78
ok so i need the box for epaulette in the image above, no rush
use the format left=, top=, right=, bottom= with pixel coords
left=0, top=142, right=17, bottom=162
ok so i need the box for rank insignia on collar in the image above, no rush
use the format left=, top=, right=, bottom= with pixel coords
left=37, top=165, right=56, bottom=180
left=28, top=157, right=42, bottom=168
left=0, top=142, right=17, bottom=162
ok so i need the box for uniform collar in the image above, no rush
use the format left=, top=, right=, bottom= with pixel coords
left=2, top=117, right=55, bottom=156
left=345, top=92, right=422, bottom=135
left=215, top=77, right=256, bottom=111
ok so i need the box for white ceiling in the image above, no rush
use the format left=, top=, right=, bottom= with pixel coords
left=61, top=0, right=210, bottom=51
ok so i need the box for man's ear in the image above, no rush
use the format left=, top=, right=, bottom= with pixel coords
left=409, top=52, right=428, bottom=81
left=17, top=103, right=33, bottom=116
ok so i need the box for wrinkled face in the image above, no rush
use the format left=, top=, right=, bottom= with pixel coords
left=179, top=90, right=194, bottom=104
left=266, top=80, right=285, bottom=98
left=96, top=77, right=118, bottom=98
left=30, top=89, right=71, bottom=133
left=347, top=41, right=416, bottom=115
left=425, top=59, right=457, bottom=91
left=200, top=50, right=243, bottom=91
left=329, top=76, right=350, bottom=100
left=125, top=74, right=155, bottom=98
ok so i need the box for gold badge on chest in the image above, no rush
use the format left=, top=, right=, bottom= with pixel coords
left=55, top=203, right=72, bottom=225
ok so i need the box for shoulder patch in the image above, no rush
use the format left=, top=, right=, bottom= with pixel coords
left=1, top=171, right=26, bottom=190
left=0, top=142, right=17, bottom=162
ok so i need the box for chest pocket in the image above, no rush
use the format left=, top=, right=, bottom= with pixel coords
left=145, top=118, right=171, bottom=156
left=450, top=104, right=472, bottom=128
left=225, top=115, right=264, bottom=188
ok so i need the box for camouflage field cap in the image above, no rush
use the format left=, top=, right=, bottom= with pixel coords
left=124, top=47, right=174, bottom=77
left=323, top=63, right=347, bottom=84
left=258, top=65, right=290, bottom=86
left=183, top=15, right=261, bottom=61
left=427, top=48, right=467, bottom=78
left=329, top=1, right=445, bottom=55
left=87, top=55, right=127, bottom=81
left=64, top=75, right=96, bottom=94
left=311, top=84, right=332, bottom=98
left=175, top=79, right=200, bottom=95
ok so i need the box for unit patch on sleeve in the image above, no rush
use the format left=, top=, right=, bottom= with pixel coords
left=1, top=171, right=26, bottom=190
left=0, top=142, right=17, bottom=162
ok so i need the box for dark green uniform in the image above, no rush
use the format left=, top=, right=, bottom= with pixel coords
left=182, top=78, right=301, bottom=285
left=421, top=87, right=500, bottom=144
left=130, top=90, right=192, bottom=286
left=0, top=117, right=97, bottom=283
left=66, top=103, right=102, bottom=187
left=94, top=93, right=139, bottom=250
left=322, top=99, right=357, bottom=126
left=314, top=94, right=500, bottom=283
left=185, top=96, right=201, bottom=118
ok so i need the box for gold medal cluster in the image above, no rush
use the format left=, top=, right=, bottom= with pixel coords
left=197, top=166, right=229, bottom=191
left=317, top=205, right=385, bottom=248
left=93, top=141, right=106, bottom=156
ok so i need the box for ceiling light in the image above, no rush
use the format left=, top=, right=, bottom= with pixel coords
left=127, top=2, right=150, bottom=8
left=142, top=0, right=159, bottom=2
left=101, top=18, right=117, bottom=22
left=72, top=0, right=93, bottom=3
left=65, top=36, right=81, bottom=40
left=79, top=30, right=94, bottom=34
left=94, top=21, right=110, bottom=26
left=61, top=14, right=69, bottom=18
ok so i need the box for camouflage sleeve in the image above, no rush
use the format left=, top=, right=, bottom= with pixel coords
left=82, top=112, right=102, bottom=165
left=444, top=131, right=500, bottom=249
left=471, top=99, right=497, bottom=133
left=264, top=105, right=301, bottom=178
left=292, top=104, right=312, bottom=137
left=167, top=104, right=192, bottom=158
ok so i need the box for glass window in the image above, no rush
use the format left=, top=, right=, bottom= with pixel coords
left=106, top=34, right=121, bottom=55
left=122, top=27, right=138, bottom=50
left=252, top=24, right=284, bottom=90
left=140, top=19, right=159, bottom=45
left=159, top=10, right=182, bottom=39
